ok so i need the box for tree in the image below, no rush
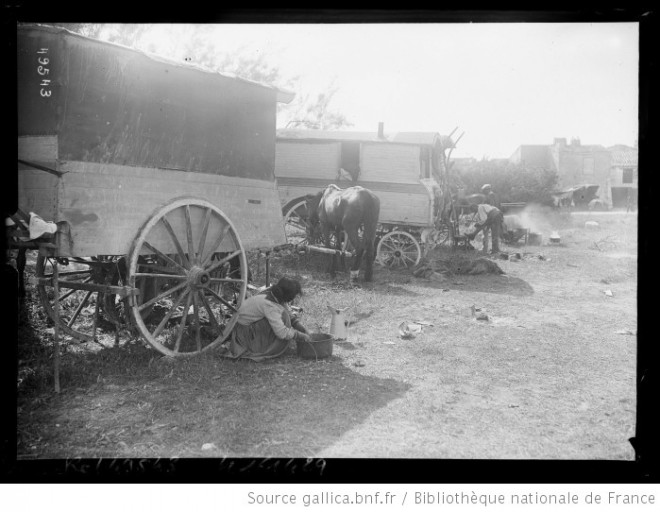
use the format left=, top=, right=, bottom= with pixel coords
left=281, top=82, right=352, bottom=130
left=457, top=158, right=559, bottom=206
left=53, top=23, right=351, bottom=131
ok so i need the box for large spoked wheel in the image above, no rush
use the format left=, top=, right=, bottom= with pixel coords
left=376, top=230, right=422, bottom=269
left=127, top=198, right=248, bottom=357
left=282, top=199, right=313, bottom=247
left=36, top=255, right=123, bottom=343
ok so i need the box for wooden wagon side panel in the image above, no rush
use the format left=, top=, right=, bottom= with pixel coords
left=275, top=141, right=340, bottom=178
left=359, top=182, right=432, bottom=226
left=56, top=162, right=286, bottom=257
left=359, top=143, right=421, bottom=184
left=18, top=136, right=59, bottom=221
left=275, top=141, right=341, bottom=206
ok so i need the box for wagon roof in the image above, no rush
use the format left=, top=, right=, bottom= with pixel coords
left=20, top=23, right=295, bottom=104
left=276, top=129, right=453, bottom=147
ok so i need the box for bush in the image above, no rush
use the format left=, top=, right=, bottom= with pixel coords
left=455, top=159, right=559, bottom=206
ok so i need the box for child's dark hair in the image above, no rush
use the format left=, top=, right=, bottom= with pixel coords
left=270, top=277, right=303, bottom=303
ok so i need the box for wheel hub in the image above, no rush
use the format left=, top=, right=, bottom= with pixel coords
left=187, top=266, right=211, bottom=288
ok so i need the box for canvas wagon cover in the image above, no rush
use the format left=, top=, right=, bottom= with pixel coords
left=17, top=24, right=280, bottom=181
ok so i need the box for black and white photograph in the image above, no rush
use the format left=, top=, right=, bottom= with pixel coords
left=5, top=11, right=655, bottom=483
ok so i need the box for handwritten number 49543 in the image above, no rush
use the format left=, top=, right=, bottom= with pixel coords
left=37, top=49, right=51, bottom=97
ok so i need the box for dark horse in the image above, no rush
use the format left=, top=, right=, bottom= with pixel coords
left=305, top=185, right=380, bottom=283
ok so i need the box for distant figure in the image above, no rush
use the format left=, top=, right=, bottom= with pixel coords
left=481, top=184, right=501, bottom=209
left=466, top=203, right=504, bottom=255
left=480, top=184, right=502, bottom=252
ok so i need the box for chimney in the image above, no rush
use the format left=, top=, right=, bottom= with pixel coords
left=377, top=122, right=385, bottom=139
left=554, top=137, right=567, bottom=147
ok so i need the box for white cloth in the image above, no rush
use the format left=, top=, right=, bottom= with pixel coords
left=475, top=203, right=497, bottom=224
left=28, top=212, right=57, bottom=240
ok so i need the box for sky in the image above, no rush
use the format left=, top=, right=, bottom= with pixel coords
left=141, top=22, right=639, bottom=159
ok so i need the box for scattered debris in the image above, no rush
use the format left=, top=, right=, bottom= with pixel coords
left=591, top=235, right=618, bottom=252
left=413, top=320, right=434, bottom=327
left=567, top=263, right=578, bottom=268
left=538, top=254, right=546, bottom=261
left=600, top=279, right=611, bottom=284
left=615, top=329, right=635, bottom=336
left=353, top=360, right=366, bottom=367
left=201, top=443, right=217, bottom=451
left=585, top=221, right=600, bottom=229
left=398, top=321, right=423, bottom=339
left=604, top=290, right=614, bottom=297
left=470, top=305, right=490, bottom=322
left=549, top=231, right=561, bottom=244
left=383, top=341, right=396, bottom=345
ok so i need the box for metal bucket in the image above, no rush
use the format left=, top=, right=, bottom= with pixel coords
left=296, top=332, right=334, bottom=360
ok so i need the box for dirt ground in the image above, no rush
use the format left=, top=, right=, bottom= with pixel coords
left=14, top=210, right=637, bottom=460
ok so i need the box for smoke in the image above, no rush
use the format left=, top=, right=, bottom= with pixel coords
left=514, top=203, right=568, bottom=236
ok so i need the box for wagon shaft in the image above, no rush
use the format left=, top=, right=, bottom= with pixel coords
left=31, top=276, right=137, bottom=300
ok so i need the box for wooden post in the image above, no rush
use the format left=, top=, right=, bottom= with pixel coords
left=265, top=251, right=271, bottom=287
left=52, top=259, right=61, bottom=393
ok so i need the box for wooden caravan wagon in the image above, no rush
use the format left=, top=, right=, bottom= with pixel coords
left=13, top=24, right=294, bottom=357
left=275, top=128, right=459, bottom=268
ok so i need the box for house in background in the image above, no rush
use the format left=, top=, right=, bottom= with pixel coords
left=607, top=144, right=638, bottom=208
left=509, top=137, right=637, bottom=208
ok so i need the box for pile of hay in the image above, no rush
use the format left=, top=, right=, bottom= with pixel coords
left=413, top=252, right=504, bottom=279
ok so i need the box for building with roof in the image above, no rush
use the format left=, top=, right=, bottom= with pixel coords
left=607, top=144, right=638, bottom=207
left=509, top=137, right=637, bottom=208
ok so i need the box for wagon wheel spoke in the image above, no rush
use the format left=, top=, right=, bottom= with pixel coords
left=36, top=255, right=121, bottom=343
left=197, top=207, right=214, bottom=262
left=128, top=199, right=247, bottom=357
left=205, top=249, right=243, bottom=274
left=208, top=277, right=245, bottom=286
left=203, top=286, right=239, bottom=313
left=137, top=281, right=188, bottom=313
left=174, top=293, right=194, bottom=353
left=66, top=290, right=94, bottom=327
left=142, top=241, right=187, bottom=273
left=201, top=224, right=231, bottom=267
left=151, top=289, right=190, bottom=339
left=197, top=290, right=221, bottom=332
left=184, top=205, right=196, bottom=265
left=160, top=216, right=191, bottom=269
left=136, top=262, right=186, bottom=275
left=192, top=292, right=202, bottom=352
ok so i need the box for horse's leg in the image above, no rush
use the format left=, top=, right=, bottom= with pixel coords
left=322, top=225, right=335, bottom=277
left=345, top=227, right=363, bottom=284
left=362, top=217, right=379, bottom=283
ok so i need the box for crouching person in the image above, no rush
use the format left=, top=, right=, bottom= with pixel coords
left=224, top=277, right=311, bottom=361
left=466, top=203, right=504, bottom=255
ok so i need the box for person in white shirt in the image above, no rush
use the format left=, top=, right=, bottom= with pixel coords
left=225, top=277, right=311, bottom=361
left=466, top=203, right=504, bottom=254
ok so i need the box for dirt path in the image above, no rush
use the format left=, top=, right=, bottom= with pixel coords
left=16, top=212, right=637, bottom=460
